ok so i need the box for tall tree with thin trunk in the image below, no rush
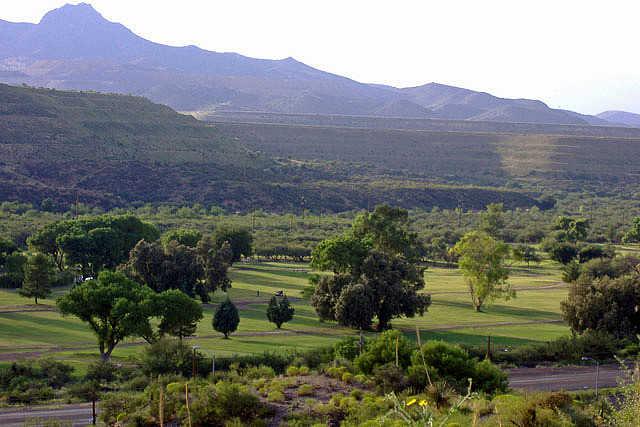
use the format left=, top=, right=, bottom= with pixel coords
left=452, top=231, right=512, bottom=312
left=19, top=253, right=53, bottom=304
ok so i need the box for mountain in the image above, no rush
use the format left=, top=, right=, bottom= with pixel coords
left=0, top=83, right=547, bottom=212
left=597, top=111, right=640, bottom=128
left=0, top=3, right=616, bottom=126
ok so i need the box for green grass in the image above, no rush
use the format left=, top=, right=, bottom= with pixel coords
left=0, top=260, right=572, bottom=367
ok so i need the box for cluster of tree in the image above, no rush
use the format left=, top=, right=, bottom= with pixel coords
left=562, top=273, right=640, bottom=339
left=254, top=245, right=311, bottom=262
left=310, top=205, right=431, bottom=331
left=57, top=271, right=204, bottom=360
left=28, top=215, right=160, bottom=275
left=0, top=237, right=25, bottom=289
left=122, top=236, right=233, bottom=303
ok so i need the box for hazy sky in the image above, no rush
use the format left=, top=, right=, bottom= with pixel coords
left=3, top=0, right=640, bottom=114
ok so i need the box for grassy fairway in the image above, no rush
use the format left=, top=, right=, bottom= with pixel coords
left=0, top=260, right=570, bottom=366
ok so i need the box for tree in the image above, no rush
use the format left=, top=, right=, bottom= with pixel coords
left=125, top=239, right=203, bottom=297
left=29, top=215, right=159, bottom=274
left=479, top=203, right=505, bottom=239
left=0, top=237, right=17, bottom=266
left=548, top=241, right=579, bottom=265
left=623, top=217, right=640, bottom=243
left=212, top=298, right=239, bottom=338
left=266, top=295, right=295, bottom=329
left=197, top=238, right=233, bottom=301
left=310, top=235, right=369, bottom=274
left=213, top=227, right=253, bottom=263
left=553, top=216, right=589, bottom=242
left=561, top=275, right=640, bottom=339
left=19, top=253, right=54, bottom=304
left=57, top=271, right=155, bottom=360
left=452, top=231, right=513, bottom=311
left=310, top=205, right=431, bottom=330
left=351, top=205, right=424, bottom=262
left=162, top=228, right=202, bottom=248
left=512, top=244, right=541, bottom=268
left=154, top=290, right=203, bottom=340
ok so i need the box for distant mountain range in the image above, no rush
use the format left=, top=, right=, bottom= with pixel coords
left=0, top=3, right=637, bottom=127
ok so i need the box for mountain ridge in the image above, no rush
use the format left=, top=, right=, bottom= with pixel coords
left=0, top=3, right=636, bottom=126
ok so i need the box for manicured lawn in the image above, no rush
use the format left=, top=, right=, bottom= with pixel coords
left=0, top=259, right=571, bottom=366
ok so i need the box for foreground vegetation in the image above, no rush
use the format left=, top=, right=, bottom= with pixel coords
left=2, top=201, right=640, bottom=425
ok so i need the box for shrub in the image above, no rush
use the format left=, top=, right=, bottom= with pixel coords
left=243, top=365, right=275, bottom=380
left=298, top=384, right=314, bottom=396
left=140, top=338, right=195, bottom=377
left=354, top=330, right=413, bottom=374
left=286, top=366, right=300, bottom=376
left=372, top=363, right=407, bottom=393
left=473, top=359, right=509, bottom=395
left=267, top=390, right=285, bottom=403
left=334, top=336, right=362, bottom=361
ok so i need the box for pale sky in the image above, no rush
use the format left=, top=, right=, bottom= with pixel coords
left=2, top=0, right=640, bottom=115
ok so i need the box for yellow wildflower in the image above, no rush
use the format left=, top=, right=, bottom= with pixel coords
left=406, top=398, right=417, bottom=406
left=419, top=400, right=428, bottom=407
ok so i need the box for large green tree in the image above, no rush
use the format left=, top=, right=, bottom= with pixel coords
left=125, top=239, right=203, bottom=297
left=553, top=216, right=589, bottom=242
left=266, top=295, right=295, bottom=329
left=212, top=298, right=240, bottom=339
left=561, top=274, right=640, bottom=339
left=29, top=215, right=159, bottom=274
left=154, top=290, right=203, bottom=340
left=213, top=227, right=253, bottom=263
left=452, top=231, right=512, bottom=311
left=311, top=205, right=430, bottom=330
left=57, top=271, right=155, bottom=360
left=197, top=237, right=233, bottom=297
left=479, top=203, right=505, bottom=239
left=162, top=228, right=202, bottom=248
left=19, top=253, right=54, bottom=304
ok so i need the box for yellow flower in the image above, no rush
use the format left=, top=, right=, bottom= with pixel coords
left=419, top=400, right=428, bottom=407
left=406, top=398, right=417, bottom=406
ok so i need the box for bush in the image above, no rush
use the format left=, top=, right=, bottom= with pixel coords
left=334, top=336, right=362, bottom=361
left=243, top=365, right=275, bottom=380
left=372, top=363, right=407, bottom=393
left=354, top=330, right=413, bottom=374
left=140, top=338, right=194, bottom=377
left=286, top=366, right=300, bottom=376
left=298, top=384, right=314, bottom=396
left=0, top=359, right=74, bottom=404
left=473, top=359, right=509, bottom=395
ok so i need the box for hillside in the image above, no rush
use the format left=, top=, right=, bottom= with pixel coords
left=597, top=111, right=640, bottom=127
left=0, top=3, right=621, bottom=126
left=212, top=119, right=640, bottom=195
left=0, top=83, right=548, bottom=212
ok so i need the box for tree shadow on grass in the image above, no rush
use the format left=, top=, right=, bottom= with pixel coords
left=431, top=299, right=560, bottom=321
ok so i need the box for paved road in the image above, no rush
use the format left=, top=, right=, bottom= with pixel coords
left=0, top=402, right=95, bottom=427
left=509, top=364, right=628, bottom=391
